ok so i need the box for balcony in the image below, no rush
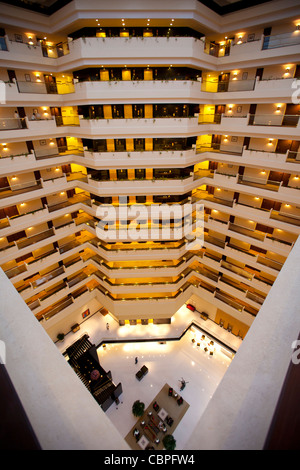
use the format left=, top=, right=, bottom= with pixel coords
left=72, top=79, right=203, bottom=104
left=197, top=145, right=300, bottom=174
left=0, top=178, right=43, bottom=204
left=83, top=148, right=197, bottom=169
left=86, top=173, right=196, bottom=195
left=57, top=36, right=216, bottom=69
left=217, top=114, right=300, bottom=140
left=0, top=38, right=56, bottom=68
left=78, top=116, right=199, bottom=138
left=218, top=33, right=300, bottom=68
left=262, top=31, right=300, bottom=50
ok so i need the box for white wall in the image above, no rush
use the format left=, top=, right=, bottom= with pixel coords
left=0, top=268, right=128, bottom=450
left=185, top=235, right=300, bottom=450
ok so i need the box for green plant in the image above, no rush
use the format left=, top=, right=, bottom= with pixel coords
left=132, top=400, right=145, bottom=417
left=57, top=333, right=65, bottom=341
left=162, top=434, right=176, bottom=450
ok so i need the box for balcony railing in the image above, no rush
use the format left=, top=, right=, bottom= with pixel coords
left=262, top=31, right=300, bottom=50
left=237, top=175, right=281, bottom=192
left=248, top=114, right=299, bottom=127
left=286, top=150, right=300, bottom=163
left=201, top=78, right=256, bottom=93
left=0, top=117, right=27, bottom=130
left=4, top=264, right=27, bottom=279
left=0, top=179, right=42, bottom=199
left=31, top=266, right=65, bottom=289
left=17, top=228, right=54, bottom=250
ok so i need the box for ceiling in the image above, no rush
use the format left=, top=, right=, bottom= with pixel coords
left=198, top=0, right=273, bottom=15
left=0, top=0, right=274, bottom=16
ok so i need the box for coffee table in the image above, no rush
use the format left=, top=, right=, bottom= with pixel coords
left=138, top=435, right=149, bottom=449
left=157, top=408, right=168, bottom=421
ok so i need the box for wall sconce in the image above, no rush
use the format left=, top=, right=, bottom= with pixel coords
left=285, top=204, right=290, bottom=207
left=268, top=139, right=273, bottom=145
left=260, top=170, right=266, bottom=175
left=276, top=105, right=282, bottom=112
left=228, top=105, right=233, bottom=112
left=11, top=176, right=17, bottom=180
left=224, top=135, right=228, bottom=141
left=237, top=36, right=243, bottom=44
left=296, top=25, right=300, bottom=31
left=60, top=192, right=65, bottom=195
left=285, top=66, right=290, bottom=73
left=2, top=143, right=8, bottom=151
left=294, top=175, right=299, bottom=180
left=28, top=37, right=34, bottom=45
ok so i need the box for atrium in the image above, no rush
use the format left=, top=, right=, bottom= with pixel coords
left=0, top=0, right=299, bottom=451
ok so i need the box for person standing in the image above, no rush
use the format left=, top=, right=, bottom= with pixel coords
left=135, top=357, right=138, bottom=364
left=106, top=322, right=109, bottom=330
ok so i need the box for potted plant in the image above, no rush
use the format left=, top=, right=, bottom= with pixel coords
left=57, top=333, right=65, bottom=342
left=162, top=434, right=176, bottom=450
left=132, top=400, right=145, bottom=417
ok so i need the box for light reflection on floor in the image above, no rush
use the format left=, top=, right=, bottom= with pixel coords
left=97, top=329, right=232, bottom=450
left=56, top=304, right=240, bottom=450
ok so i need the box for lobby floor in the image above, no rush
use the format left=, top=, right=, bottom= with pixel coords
left=98, top=330, right=232, bottom=450
left=56, top=304, right=240, bottom=450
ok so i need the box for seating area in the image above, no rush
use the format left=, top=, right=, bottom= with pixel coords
left=125, top=383, right=189, bottom=450
left=135, top=364, right=149, bottom=381
left=168, top=386, right=183, bottom=405
left=191, top=333, right=215, bottom=356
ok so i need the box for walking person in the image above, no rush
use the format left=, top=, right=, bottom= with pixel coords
left=106, top=322, right=109, bottom=330
left=135, top=357, right=138, bottom=364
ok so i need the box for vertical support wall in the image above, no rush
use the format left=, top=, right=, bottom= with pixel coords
left=185, top=236, right=300, bottom=450
left=0, top=269, right=128, bottom=450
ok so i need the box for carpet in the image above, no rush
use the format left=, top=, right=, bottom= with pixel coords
left=124, top=383, right=189, bottom=450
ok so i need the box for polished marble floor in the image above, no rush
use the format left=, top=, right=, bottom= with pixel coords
left=56, top=304, right=239, bottom=450
left=98, top=331, right=232, bottom=450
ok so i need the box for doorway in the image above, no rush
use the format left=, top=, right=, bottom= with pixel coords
left=44, top=74, right=57, bottom=94
left=218, top=73, right=230, bottom=92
